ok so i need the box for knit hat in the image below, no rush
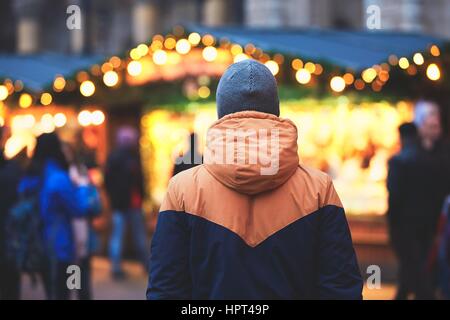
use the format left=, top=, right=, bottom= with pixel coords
left=216, top=59, right=280, bottom=119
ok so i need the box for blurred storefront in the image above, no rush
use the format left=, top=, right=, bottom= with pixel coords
left=141, top=99, right=414, bottom=218
left=1, top=26, right=448, bottom=234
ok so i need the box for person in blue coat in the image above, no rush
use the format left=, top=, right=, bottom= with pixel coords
left=20, top=132, right=91, bottom=299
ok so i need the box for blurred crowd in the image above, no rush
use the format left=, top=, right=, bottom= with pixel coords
left=387, top=101, right=450, bottom=299
left=0, top=126, right=148, bottom=300
left=1, top=100, right=450, bottom=300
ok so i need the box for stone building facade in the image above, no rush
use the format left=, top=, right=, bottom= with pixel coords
left=0, top=0, right=449, bottom=55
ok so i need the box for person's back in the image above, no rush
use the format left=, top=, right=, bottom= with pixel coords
left=104, top=146, right=143, bottom=211
left=147, top=60, right=362, bottom=299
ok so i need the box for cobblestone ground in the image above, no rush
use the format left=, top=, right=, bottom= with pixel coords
left=20, top=257, right=396, bottom=300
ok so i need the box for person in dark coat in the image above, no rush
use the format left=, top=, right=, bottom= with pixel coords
left=104, top=126, right=148, bottom=280
left=147, top=60, right=362, bottom=299
left=387, top=101, right=449, bottom=299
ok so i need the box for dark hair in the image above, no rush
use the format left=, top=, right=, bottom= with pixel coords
left=29, top=132, right=68, bottom=174
left=398, top=122, right=418, bottom=140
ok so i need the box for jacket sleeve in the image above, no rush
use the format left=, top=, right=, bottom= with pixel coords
left=386, top=157, right=405, bottom=225
left=147, top=179, right=192, bottom=299
left=51, top=171, right=91, bottom=218
left=316, top=179, right=363, bottom=299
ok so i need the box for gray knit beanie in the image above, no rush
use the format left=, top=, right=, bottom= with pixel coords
left=216, top=59, right=280, bottom=119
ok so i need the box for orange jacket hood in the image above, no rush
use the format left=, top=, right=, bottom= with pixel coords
left=203, top=111, right=299, bottom=195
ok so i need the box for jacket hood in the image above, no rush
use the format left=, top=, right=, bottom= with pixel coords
left=204, top=111, right=299, bottom=195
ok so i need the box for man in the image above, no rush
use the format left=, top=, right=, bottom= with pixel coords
left=387, top=122, right=424, bottom=299
left=147, top=60, right=363, bottom=299
left=387, top=101, right=449, bottom=299
left=104, top=126, right=148, bottom=280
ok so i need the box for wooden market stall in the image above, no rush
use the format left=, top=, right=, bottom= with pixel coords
left=1, top=26, right=449, bottom=231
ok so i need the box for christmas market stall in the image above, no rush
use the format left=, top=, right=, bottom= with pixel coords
left=1, top=26, right=449, bottom=225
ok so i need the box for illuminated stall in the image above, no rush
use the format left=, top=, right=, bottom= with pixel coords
left=1, top=27, right=448, bottom=220
left=0, top=54, right=107, bottom=166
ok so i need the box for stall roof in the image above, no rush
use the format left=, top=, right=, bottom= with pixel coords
left=0, top=53, right=103, bottom=92
left=189, top=25, right=445, bottom=71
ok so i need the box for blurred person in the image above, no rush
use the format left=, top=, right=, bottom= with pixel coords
left=415, top=101, right=450, bottom=235
left=387, top=122, right=424, bottom=299
left=16, top=133, right=92, bottom=300
left=147, top=60, right=363, bottom=299
left=387, top=102, right=449, bottom=299
left=414, top=101, right=443, bottom=152
left=63, top=143, right=102, bottom=300
left=0, top=127, right=23, bottom=299
left=104, top=126, right=147, bottom=280
left=172, top=132, right=202, bottom=177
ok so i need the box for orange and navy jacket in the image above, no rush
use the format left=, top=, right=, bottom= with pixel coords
left=147, top=111, right=363, bottom=299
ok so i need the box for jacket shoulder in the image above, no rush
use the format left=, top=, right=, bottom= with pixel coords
left=160, top=165, right=207, bottom=212
left=291, top=164, right=342, bottom=209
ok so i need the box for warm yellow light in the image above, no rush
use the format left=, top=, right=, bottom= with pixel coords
left=343, top=73, right=355, bottom=85
left=304, top=62, right=316, bottom=73
left=291, top=59, right=303, bottom=70
left=0, top=116, right=4, bottom=127
left=198, top=86, right=211, bottom=99
left=202, top=46, right=217, bottom=62
left=78, top=110, right=92, bottom=126
left=398, top=57, right=410, bottom=69
left=230, top=44, right=243, bottom=56
left=295, top=69, right=311, bottom=84
left=103, top=70, right=119, bottom=87
left=233, top=53, right=249, bottom=63
left=413, top=53, right=424, bottom=65
left=54, top=113, right=67, bottom=127
left=167, top=51, right=181, bottom=65
left=130, top=48, right=141, bottom=60
left=0, top=85, right=8, bottom=101
left=426, top=63, right=441, bottom=81
left=40, top=92, right=52, bottom=105
left=137, top=43, right=149, bottom=56
left=164, top=37, right=176, bottom=50
left=362, top=68, right=377, bottom=83
left=110, top=56, right=122, bottom=68
left=176, top=39, right=191, bottom=54
left=202, top=34, right=215, bottom=46
left=379, top=70, right=390, bottom=82
left=188, top=32, right=201, bottom=46
left=430, top=45, right=440, bottom=57
left=313, top=64, right=323, bottom=75
left=80, top=80, right=95, bottom=97
left=40, top=113, right=55, bottom=133
left=153, top=50, right=168, bottom=65
left=127, top=60, right=143, bottom=76
left=91, top=110, right=105, bottom=126
left=264, top=60, right=279, bottom=76
left=19, top=93, right=33, bottom=108
left=150, top=40, right=163, bottom=51
left=53, top=76, right=66, bottom=92
left=354, top=79, right=365, bottom=90
left=330, top=76, right=346, bottom=93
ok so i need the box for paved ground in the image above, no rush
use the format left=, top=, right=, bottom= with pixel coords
left=20, top=257, right=396, bottom=300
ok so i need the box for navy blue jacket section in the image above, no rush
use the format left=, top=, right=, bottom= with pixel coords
left=147, top=205, right=363, bottom=300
